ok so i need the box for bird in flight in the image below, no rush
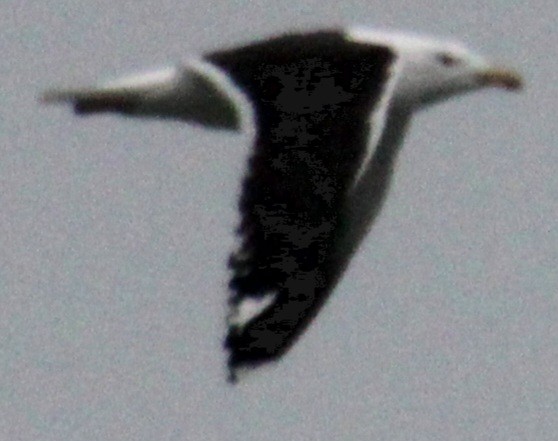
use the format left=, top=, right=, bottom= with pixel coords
left=42, top=27, right=522, bottom=382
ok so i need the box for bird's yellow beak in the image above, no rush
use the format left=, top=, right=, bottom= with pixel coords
left=477, top=67, right=523, bottom=91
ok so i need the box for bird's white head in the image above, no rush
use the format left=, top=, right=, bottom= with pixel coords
left=349, top=27, right=523, bottom=109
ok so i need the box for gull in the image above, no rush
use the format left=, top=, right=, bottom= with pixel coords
left=42, top=27, right=523, bottom=382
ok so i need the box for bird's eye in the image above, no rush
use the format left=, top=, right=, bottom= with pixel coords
left=436, top=53, right=459, bottom=67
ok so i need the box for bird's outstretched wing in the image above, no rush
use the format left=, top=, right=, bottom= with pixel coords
left=207, top=32, right=396, bottom=378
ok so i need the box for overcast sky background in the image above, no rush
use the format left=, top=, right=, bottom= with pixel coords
left=2, top=1, right=556, bottom=440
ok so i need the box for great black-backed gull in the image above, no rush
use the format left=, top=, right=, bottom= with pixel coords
left=42, top=27, right=522, bottom=382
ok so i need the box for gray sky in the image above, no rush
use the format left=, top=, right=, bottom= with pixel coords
left=2, top=1, right=556, bottom=440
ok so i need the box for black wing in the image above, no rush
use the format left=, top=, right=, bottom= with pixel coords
left=207, top=31, right=395, bottom=377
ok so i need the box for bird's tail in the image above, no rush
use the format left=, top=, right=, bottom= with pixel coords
left=40, top=87, right=141, bottom=114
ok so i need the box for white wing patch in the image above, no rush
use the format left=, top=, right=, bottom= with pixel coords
left=227, top=293, right=277, bottom=330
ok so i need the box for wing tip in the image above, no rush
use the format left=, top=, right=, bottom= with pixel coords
left=225, top=347, right=278, bottom=385
left=224, top=326, right=287, bottom=382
